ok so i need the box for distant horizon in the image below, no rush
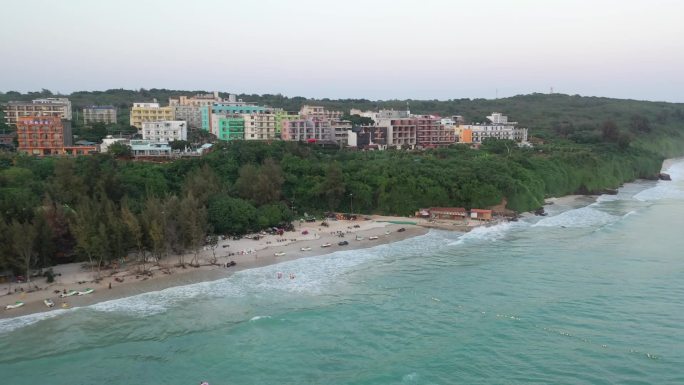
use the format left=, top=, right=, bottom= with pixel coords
left=2, top=88, right=683, bottom=105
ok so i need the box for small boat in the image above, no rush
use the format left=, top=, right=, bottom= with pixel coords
left=274, top=252, right=286, bottom=257
left=321, top=243, right=332, bottom=248
left=44, top=299, right=55, bottom=308
left=5, top=301, right=24, bottom=310
left=77, top=288, right=94, bottom=296
left=355, top=236, right=364, bottom=241
left=369, top=236, right=379, bottom=240
left=385, top=230, right=390, bottom=235
left=60, top=290, right=78, bottom=298
left=61, top=303, right=71, bottom=309
left=300, top=247, right=312, bottom=251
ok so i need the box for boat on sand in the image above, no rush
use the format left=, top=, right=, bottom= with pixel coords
left=5, top=301, right=24, bottom=310
left=77, top=288, right=94, bottom=296
left=60, top=290, right=78, bottom=298
left=321, top=243, right=332, bottom=248
left=369, top=236, right=378, bottom=240
left=300, top=247, right=312, bottom=251
left=274, top=252, right=286, bottom=257
left=44, top=299, right=55, bottom=308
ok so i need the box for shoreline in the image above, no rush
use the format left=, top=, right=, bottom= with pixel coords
left=4, top=157, right=678, bottom=322
left=1, top=219, right=431, bottom=320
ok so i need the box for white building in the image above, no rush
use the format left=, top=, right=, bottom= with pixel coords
left=3, top=98, right=72, bottom=126
left=142, top=121, right=187, bottom=142
left=459, top=112, right=528, bottom=144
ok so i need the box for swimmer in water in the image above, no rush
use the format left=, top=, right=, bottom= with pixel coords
left=277, top=272, right=283, bottom=279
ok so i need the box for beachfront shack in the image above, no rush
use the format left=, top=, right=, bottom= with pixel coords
left=429, top=207, right=468, bottom=220
left=470, top=209, right=493, bottom=221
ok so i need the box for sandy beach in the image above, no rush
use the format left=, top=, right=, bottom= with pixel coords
left=1, top=217, right=455, bottom=319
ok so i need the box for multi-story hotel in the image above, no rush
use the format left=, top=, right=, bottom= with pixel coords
left=83, top=105, right=117, bottom=125
left=172, top=105, right=202, bottom=130
left=16, top=116, right=97, bottom=156
left=281, top=118, right=334, bottom=143
left=243, top=113, right=277, bottom=140
left=376, top=118, right=417, bottom=149
left=299, top=105, right=343, bottom=120
left=129, top=102, right=175, bottom=129
left=458, top=112, right=528, bottom=144
left=415, top=115, right=455, bottom=147
left=211, top=115, right=245, bottom=141
left=141, top=121, right=188, bottom=142
left=3, top=98, right=72, bottom=126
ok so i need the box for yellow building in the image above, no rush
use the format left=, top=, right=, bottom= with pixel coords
left=130, top=102, right=175, bottom=129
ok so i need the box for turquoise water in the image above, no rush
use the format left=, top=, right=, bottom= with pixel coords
left=2, top=161, right=684, bottom=385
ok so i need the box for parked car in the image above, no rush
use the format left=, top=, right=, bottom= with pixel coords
left=338, top=240, right=349, bottom=246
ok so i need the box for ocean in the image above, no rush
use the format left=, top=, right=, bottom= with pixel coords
left=1, top=160, right=684, bottom=385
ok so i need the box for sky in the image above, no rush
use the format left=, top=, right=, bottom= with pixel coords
left=1, top=0, right=683, bottom=102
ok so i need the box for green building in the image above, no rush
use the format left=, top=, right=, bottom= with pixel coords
left=216, top=116, right=244, bottom=141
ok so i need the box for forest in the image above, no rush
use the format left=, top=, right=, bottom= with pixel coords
left=0, top=89, right=683, bottom=277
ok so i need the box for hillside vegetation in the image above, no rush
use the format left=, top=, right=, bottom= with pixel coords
left=0, top=90, right=682, bottom=272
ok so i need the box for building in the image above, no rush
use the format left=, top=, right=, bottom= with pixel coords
left=169, top=92, right=249, bottom=108
left=129, top=102, right=175, bottom=129
left=16, top=116, right=97, bottom=156
left=3, top=98, right=72, bottom=127
left=377, top=109, right=410, bottom=120
left=470, top=209, right=493, bottom=220
left=142, top=121, right=187, bottom=142
left=83, top=105, right=117, bottom=125
left=347, top=126, right=388, bottom=149
left=275, top=111, right=301, bottom=137
left=243, top=113, right=277, bottom=140
left=376, top=118, right=417, bottom=149
left=415, top=115, right=455, bottom=147
left=211, top=115, right=245, bottom=141
left=349, top=108, right=378, bottom=122
left=299, top=105, right=343, bottom=120
left=169, top=91, right=222, bottom=107
left=201, top=104, right=267, bottom=132
left=172, top=105, right=202, bottom=130
left=129, top=140, right=172, bottom=157
left=331, top=119, right=352, bottom=146
left=281, top=118, right=334, bottom=143
left=458, top=112, right=528, bottom=144
left=428, top=207, right=468, bottom=220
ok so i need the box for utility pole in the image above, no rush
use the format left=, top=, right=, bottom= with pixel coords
left=349, top=193, right=353, bottom=215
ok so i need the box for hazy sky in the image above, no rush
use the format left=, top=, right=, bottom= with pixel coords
left=1, top=0, right=683, bottom=101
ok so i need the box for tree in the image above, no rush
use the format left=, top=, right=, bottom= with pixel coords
left=207, top=234, right=219, bottom=265
left=322, top=161, right=346, bottom=210
left=70, top=197, right=101, bottom=276
left=108, top=142, right=132, bottom=158
left=601, top=121, right=620, bottom=142
left=208, top=194, right=256, bottom=234
left=10, top=219, right=37, bottom=289
left=181, top=164, right=222, bottom=206
left=170, top=140, right=190, bottom=151
left=142, top=196, right=166, bottom=263
left=121, top=201, right=147, bottom=272
left=179, top=193, right=208, bottom=267
left=235, top=159, right=284, bottom=205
